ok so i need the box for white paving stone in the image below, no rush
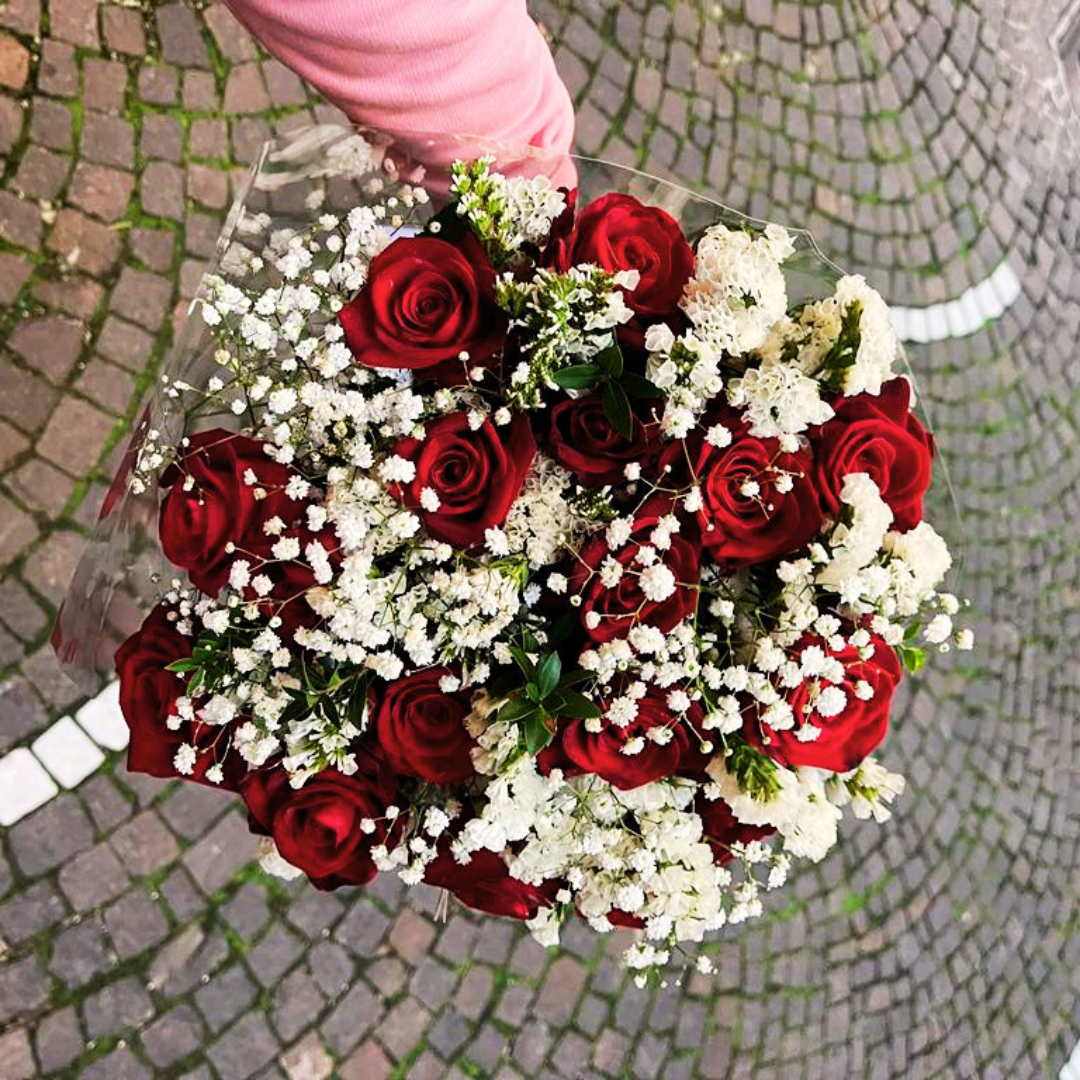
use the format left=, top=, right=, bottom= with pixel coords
left=32, top=716, right=106, bottom=789
left=75, top=680, right=129, bottom=751
left=0, top=748, right=59, bottom=826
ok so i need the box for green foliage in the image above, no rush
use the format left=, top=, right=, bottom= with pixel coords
left=495, top=637, right=600, bottom=753
left=726, top=739, right=782, bottom=802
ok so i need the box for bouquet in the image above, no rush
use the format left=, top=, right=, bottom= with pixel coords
left=61, top=128, right=968, bottom=980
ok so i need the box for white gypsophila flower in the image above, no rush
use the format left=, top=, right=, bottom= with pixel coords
left=681, top=223, right=791, bottom=356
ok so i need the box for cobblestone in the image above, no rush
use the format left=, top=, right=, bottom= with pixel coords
left=0, top=2, right=1075, bottom=1077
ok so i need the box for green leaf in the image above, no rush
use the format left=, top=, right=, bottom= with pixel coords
left=621, top=372, right=663, bottom=400
left=522, top=629, right=540, bottom=653
left=898, top=645, right=926, bottom=674
left=596, top=342, right=624, bottom=378
left=525, top=683, right=542, bottom=703
left=508, top=646, right=536, bottom=680
left=602, top=379, right=633, bottom=439
left=521, top=712, right=555, bottom=754
left=165, top=658, right=200, bottom=673
left=499, top=696, right=539, bottom=724
left=557, top=668, right=593, bottom=689
left=903, top=621, right=920, bottom=642
left=554, top=691, right=602, bottom=720
left=536, top=652, right=562, bottom=699
left=547, top=613, right=578, bottom=647
left=552, top=364, right=600, bottom=389
left=187, top=669, right=204, bottom=696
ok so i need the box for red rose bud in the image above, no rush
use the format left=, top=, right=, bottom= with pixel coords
left=812, top=377, right=934, bottom=533
left=241, top=750, right=399, bottom=891
left=423, top=846, right=558, bottom=921
left=114, top=604, right=239, bottom=788
left=548, top=391, right=657, bottom=487
left=158, top=430, right=296, bottom=597
left=569, top=497, right=699, bottom=644
left=339, top=232, right=507, bottom=376
left=372, top=667, right=476, bottom=785
left=391, top=410, right=536, bottom=549
left=548, top=192, right=694, bottom=345
left=743, top=632, right=902, bottom=773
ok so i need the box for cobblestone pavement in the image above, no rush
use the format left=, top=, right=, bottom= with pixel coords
left=0, top=1, right=1078, bottom=1077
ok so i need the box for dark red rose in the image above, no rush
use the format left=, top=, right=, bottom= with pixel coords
left=114, top=604, right=239, bottom=787
left=744, top=632, right=902, bottom=773
left=373, top=667, right=476, bottom=785
left=548, top=391, right=657, bottom=487
left=241, top=524, right=338, bottom=643
left=549, top=192, right=694, bottom=344
left=159, top=430, right=295, bottom=596
left=339, top=233, right=507, bottom=374
left=661, top=426, right=823, bottom=568
left=695, top=794, right=775, bottom=866
left=606, top=909, right=646, bottom=929
left=813, top=378, right=934, bottom=533
left=557, top=689, right=700, bottom=790
left=569, top=498, right=699, bottom=643
left=241, top=749, right=399, bottom=890
left=423, top=846, right=557, bottom=920
left=391, top=411, right=536, bottom=548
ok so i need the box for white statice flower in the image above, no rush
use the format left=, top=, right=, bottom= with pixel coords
left=680, top=222, right=792, bottom=356
left=831, top=758, right=906, bottom=823
left=727, top=361, right=833, bottom=438
left=817, top=473, right=894, bottom=590
left=832, top=275, right=899, bottom=395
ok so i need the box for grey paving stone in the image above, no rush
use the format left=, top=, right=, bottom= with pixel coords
left=49, top=917, right=113, bottom=989
left=8, top=794, right=95, bottom=877
left=82, top=975, right=155, bottom=1039
left=104, top=888, right=170, bottom=959
left=0, top=955, right=50, bottom=1024
left=196, top=963, right=259, bottom=1034
left=34, top=1005, right=83, bottom=1072
left=141, top=1003, right=206, bottom=1068
left=209, top=1013, right=280, bottom=1080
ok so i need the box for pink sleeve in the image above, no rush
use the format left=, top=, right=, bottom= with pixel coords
left=223, top=0, right=575, bottom=155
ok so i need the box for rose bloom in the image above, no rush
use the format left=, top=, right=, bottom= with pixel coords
left=391, top=411, right=536, bottom=548
left=547, top=192, right=694, bottom=344
left=158, top=429, right=296, bottom=596
left=556, top=689, right=701, bottom=790
left=423, top=846, right=558, bottom=920
left=695, top=794, right=775, bottom=865
left=813, top=377, right=934, bottom=532
left=241, top=748, right=399, bottom=890
left=339, top=233, right=507, bottom=379
left=744, top=632, right=902, bottom=773
left=569, top=497, right=699, bottom=643
left=548, top=391, right=657, bottom=487
left=661, top=423, right=822, bottom=568
left=372, top=667, right=476, bottom=785
left=114, top=604, right=239, bottom=787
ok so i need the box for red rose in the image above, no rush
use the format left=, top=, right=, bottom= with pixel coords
left=241, top=524, right=338, bottom=643
left=557, top=689, right=700, bottom=790
left=391, top=411, right=536, bottom=548
left=373, top=667, right=476, bottom=785
left=662, top=426, right=823, bottom=568
left=159, top=430, right=294, bottom=596
left=548, top=392, right=657, bottom=487
left=550, top=192, right=694, bottom=344
left=569, top=498, right=699, bottom=643
left=695, top=795, right=775, bottom=866
left=114, top=605, right=239, bottom=787
left=813, top=378, right=934, bottom=533
left=241, top=750, right=399, bottom=890
left=339, top=233, right=507, bottom=375
left=423, top=846, right=557, bottom=920
left=744, top=632, right=902, bottom=773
